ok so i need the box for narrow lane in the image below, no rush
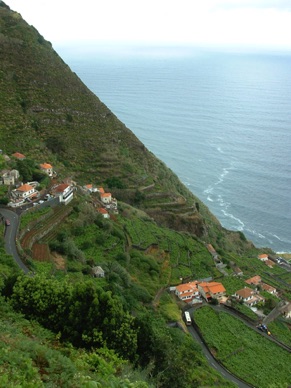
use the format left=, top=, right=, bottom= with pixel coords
left=187, top=321, right=252, bottom=388
left=0, top=208, right=30, bottom=274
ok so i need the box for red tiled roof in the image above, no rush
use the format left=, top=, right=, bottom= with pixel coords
left=199, top=282, right=226, bottom=295
left=12, top=152, right=25, bottom=159
left=245, top=275, right=261, bottom=285
left=261, top=283, right=276, bottom=293
left=176, top=281, right=198, bottom=293
left=55, top=184, right=70, bottom=192
left=98, top=187, right=105, bottom=193
left=258, top=254, right=268, bottom=260
left=40, top=163, right=52, bottom=169
left=17, top=184, right=33, bottom=192
left=101, top=192, right=111, bottom=198
left=235, top=287, right=254, bottom=299
left=98, top=208, right=108, bottom=214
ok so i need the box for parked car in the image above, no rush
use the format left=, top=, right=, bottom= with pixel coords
left=5, top=219, right=10, bottom=226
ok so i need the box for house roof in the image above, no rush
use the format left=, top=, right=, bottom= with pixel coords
left=261, top=283, right=276, bottom=292
left=258, top=254, right=268, bottom=260
left=17, top=184, right=34, bottom=192
left=199, top=282, right=226, bottom=295
left=176, top=281, right=198, bottom=293
left=101, top=192, right=111, bottom=198
left=40, top=163, right=52, bottom=169
left=235, top=287, right=254, bottom=299
left=98, top=187, right=105, bottom=193
left=55, top=183, right=70, bottom=192
left=12, top=152, right=25, bottom=159
left=265, top=259, right=274, bottom=267
left=85, top=184, right=93, bottom=189
left=207, top=244, right=216, bottom=253
left=233, top=267, right=243, bottom=274
left=98, top=208, right=108, bottom=214
left=92, top=266, right=104, bottom=274
left=245, top=275, right=261, bottom=285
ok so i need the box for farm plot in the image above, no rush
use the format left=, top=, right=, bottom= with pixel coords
left=32, top=243, right=51, bottom=261
left=194, top=306, right=291, bottom=388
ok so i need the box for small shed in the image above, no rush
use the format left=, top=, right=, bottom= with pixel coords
left=92, top=266, right=105, bottom=278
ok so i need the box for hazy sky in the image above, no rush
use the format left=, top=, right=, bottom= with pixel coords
left=5, top=0, right=291, bottom=50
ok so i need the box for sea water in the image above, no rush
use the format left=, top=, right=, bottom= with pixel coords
left=57, top=44, right=291, bottom=253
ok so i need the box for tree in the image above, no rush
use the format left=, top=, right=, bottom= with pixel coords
left=11, top=275, right=72, bottom=332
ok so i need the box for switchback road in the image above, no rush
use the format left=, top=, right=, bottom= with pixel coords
left=0, top=208, right=30, bottom=273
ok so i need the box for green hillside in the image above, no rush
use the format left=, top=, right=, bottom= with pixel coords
left=0, top=1, right=258, bottom=252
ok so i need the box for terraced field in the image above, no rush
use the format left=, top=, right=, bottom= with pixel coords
left=21, top=205, right=72, bottom=250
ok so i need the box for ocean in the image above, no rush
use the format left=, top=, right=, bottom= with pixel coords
left=57, top=44, right=291, bottom=253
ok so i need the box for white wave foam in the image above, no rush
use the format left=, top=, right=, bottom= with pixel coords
left=246, top=228, right=267, bottom=240
left=272, top=234, right=283, bottom=241
left=204, top=186, right=213, bottom=194
left=221, top=209, right=245, bottom=231
left=207, top=196, right=213, bottom=202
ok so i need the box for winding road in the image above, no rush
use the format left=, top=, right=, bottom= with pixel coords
left=0, top=208, right=30, bottom=273
left=186, top=308, right=252, bottom=388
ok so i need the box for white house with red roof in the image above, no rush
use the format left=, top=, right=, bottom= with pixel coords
left=54, top=183, right=74, bottom=204
left=234, top=287, right=265, bottom=307
left=40, top=163, right=53, bottom=177
left=261, top=283, right=277, bottom=295
left=258, top=254, right=268, bottom=262
left=14, top=183, right=37, bottom=199
left=175, top=281, right=200, bottom=302
left=101, top=192, right=112, bottom=204
left=98, top=207, right=110, bottom=219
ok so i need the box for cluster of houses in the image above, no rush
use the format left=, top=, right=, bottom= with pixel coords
left=258, top=253, right=276, bottom=268
left=172, top=280, right=227, bottom=304
left=83, top=184, right=118, bottom=219
left=2, top=152, right=119, bottom=216
left=1, top=152, right=75, bottom=207
left=172, top=258, right=281, bottom=312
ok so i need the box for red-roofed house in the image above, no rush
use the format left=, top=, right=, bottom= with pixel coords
left=84, top=184, right=93, bottom=192
left=98, top=187, right=105, bottom=194
left=198, top=282, right=226, bottom=301
left=101, top=192, right=112, bottom=204
left=14, top=183, right=37, bottom=199
left=258, top=254, right=268, bottom=262
left=12, top=152, right=26, bottom=160
left=234, top=287, right=265, bottom=307
left=245, top=275, right=261, bottom=286
left=265, top=259, right=275, bottom=268
left=207, top=244, right=218, bottom=259
left=175, top=281, right=199, bottom=302
left=261, top=283, right=277, bottom=295
left=98, top=208, right=110, bottom=219
left=40, top=163, right=53, bottom=176
left=54, top=183, right=74, bottom=204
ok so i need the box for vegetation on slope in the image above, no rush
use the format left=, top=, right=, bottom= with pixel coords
left=0, top=1, right=258, bottom=251
left=194, top=306, right=291, bottom=388
left=1, top=2, right=288, bottom=387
